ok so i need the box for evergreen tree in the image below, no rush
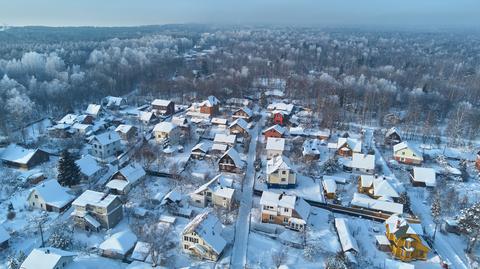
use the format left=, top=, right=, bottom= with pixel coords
left=458, top=202, right=480, bottom=253
left=431, top=193, right=442, bottom=240
left=398, top=192, right=412, bottom=214
left=57, top=150, right=80, bottom=187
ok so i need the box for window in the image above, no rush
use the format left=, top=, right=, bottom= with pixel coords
left=35, top=195, right=38, bottom=199
left=283, top=217, right=288, bottom=223
left=402, top=152, right=405, bottom=155
left=282, top=170, right=286, bottom=175
left=283, top=208, right=289, bottom=212
left=281, top=177, right=286, bottom=182
left=269, top=215, right=274, bottom=221
left=184, top=236, right=188, bottom=241
left=184, top=244, right=189, bottom=249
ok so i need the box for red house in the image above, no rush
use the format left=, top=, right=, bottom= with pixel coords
left=262, top=125, right=286, bottom=140
left=273, top=112, right=286, bottom=125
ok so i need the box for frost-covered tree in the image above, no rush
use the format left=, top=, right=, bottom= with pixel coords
left=6, top=255, right=18, bottom=269
left=57, top=150, right=80, bottom=187
left=431, top=193, right=442, bottom=240
left=325, top=252, right=350, bottom=269
left=458, top=202, right=480, bottom=253
left=47, top=222, right=73, bottom=250
left=398, top=192, right=412, bottom=214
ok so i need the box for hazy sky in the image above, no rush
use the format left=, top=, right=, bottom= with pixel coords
left=1, top=0, right=480, bottom=28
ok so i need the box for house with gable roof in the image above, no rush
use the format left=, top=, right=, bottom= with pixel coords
left=27, top=179, right=75, bottom=213
left=232, top=107, right=253, bottom=121
left=393, top=141, right=423, bottom=165
left=89, top=131, right=122, bottom=162
left=106, top=163, right=146, bottom=195
left=199, top=96, right=220, bottom=116
left=181, top=211, right=227, bottom=261
left=190, top=174, right=235, bottom=209
left=21, top=247, right=76, bottom=269
left=151, top=99, right=174, bottom=116
left=266, top=155, right=296, bottom=188
left=358, top=175, right=399, bottom=201
left=260, top=191, right=310, bottom=231
left=218, top=148, right=244, bottom=173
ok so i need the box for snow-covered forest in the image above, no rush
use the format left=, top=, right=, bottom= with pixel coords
left=1, top=26, right=479, bottom=142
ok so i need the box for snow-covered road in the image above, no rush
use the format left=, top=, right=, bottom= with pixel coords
left=230, top=113, right=264, bottom=269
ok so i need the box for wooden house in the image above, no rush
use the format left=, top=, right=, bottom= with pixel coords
left=106, top=163, right=146, bottom=195
left=99, top=230, right=137, bottom=260
left=229, top=118, right=249, bottom=137
left=322, top=178, right=337, bottom=199
left=262, top=125, right=286, bottom=140
left=86, top=104, right=102, bottom=117
left=260, top=191, right=310, bottom=232
left=266, top=155, right=296, bottom=188
left=138, top=111, right=158, bottom=125
left=393, top=142, right=423, bottom=165
left=232, top=107, right=253, bottom=121
left=115, top=124, right=137, bottom=141
left=199, top=96, right=220, bottom=116
left=273, top=111, right=286, bottom=125
left=151, top=99, right=175, bottom=116
left=385, top=127, right=402, bottom=146
left=384, top=214, right=430, bottom=262
left=335, top=138, right=362, bottom=157
left=358, top=175, right=399, bottom=200
left=218, top=148, right=244, bottom=173
left=410, top=167, right=436, bottom=187
left=27, top=179, right=74, bottom=213
left=0, top=144, right=49, bottom=170
left=181, top=211, right=227, bottom=261
left=191, top=142, right=210, bottom=160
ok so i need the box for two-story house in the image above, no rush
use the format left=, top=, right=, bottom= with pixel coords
left=27, top=179, right=75, bottom=213
left=89, top=131, right=122, bottom=162
left=153, top=122, right=180, bottom=144
left=266, top=155, right=296, bottom=188
left=384, top=214, right=430, bottom=262
left=199, top=96, right=220, bottom=116
left=259, top=191, right=310, bottom=231
left=393, top=142, right=423, bottom=165
left=181, top=211, right=226, bottom=261
left=190, top=174, right=235, bottom=209
left=151, top=99, right=175, bottom=116
left=266, top=137, right=285, bottom=160
left=71, top=190, right=123, bottom=231
left=232, top=107, right=253, bottom=121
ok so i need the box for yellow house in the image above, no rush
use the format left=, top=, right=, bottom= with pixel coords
left=385, top=214, right=429, bottom=262
left=266, top=155, right=296, bottom=188
left=393, top=142, right=423, bottom=165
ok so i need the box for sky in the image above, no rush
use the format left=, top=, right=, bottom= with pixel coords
left=1, top=0, right=480, bottom=28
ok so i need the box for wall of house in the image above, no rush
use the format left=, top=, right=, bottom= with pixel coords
left=212, top=194, right=232, bottom=209
left=264, top=130, right=282, bottom=139
left=267, top=169, right=296, bottom=186
left=91, top=140, right=122, bottom=160
left=394, top=148, right=423, bottom=164
left=28, top=191, right=47, bottom=211
left=182, top=232, right=219, bottom=261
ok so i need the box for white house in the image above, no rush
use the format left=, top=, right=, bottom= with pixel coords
left=190, top=174, right=235, bottom=209
left=344, top=153, right=375, bottom=174
left=266, top=155, right=296, bottom=188
left=27, top=179, right=74, bottom=213
left=153, top=122, right=180, bottom=144
left=21, top=247, right=76, bottom=269
left=90, top=131, right=122, bottom=162
left=86, top=104, right=102, bottom=117
left=266, top=137, right=285, bottom=159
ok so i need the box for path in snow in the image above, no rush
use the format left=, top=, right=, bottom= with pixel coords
left=369, top=128, right=469, bottom=269
left=230, top=113, right=264, bottom=269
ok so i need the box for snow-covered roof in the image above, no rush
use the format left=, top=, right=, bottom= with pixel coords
left=72, top=190, right=119, bottom=208
left=115, top=124, right=134, bottom=134
left=289, top=126, right=305, bottom=136
left=351, top=193, right=403, bottom=214
left=323, top=175, right=348, bottom=184
left=91, top=131, right=121, bottom=146
left=323, top=178, right=337, bottom=193
left=385, top=127, right=401, bottom=139
left=71, top=123, right=91, bottom=131
left=302, top=139, right=321, bottom=156
left=183, top=211, right=226, bottom=255
left=151, top=99, right=173, bottom=107
left=103, top=96, right=125, bottom=107
left=334, top=218, right=359, bottom=253
left=29, top=179, right=74, bottom=208
left=75, top=154, right=101, bottom=177
left=214, top=187, right=235, bottom=199
left=114, top=163, right=146, bottom=184
left=211, top=143, right=228, bottom=152
left=229, top=118, right=248, bottom=131
left=385, top=214, right=422, bottom=239
left=131, top=241, right=151, bottom=262
left=220, top=148, right=244, bottom=169
left=412, top=167, right=436, bottom=187
left=0, top=144, right=45, bottom=165
left=58, top=113, right=78, bottom=125
left=171, top=116, right=188, bottom=127
left=138, top=111, right=155, bottom=122
left=294, top=197, right=311, bottom=221
left=0, top=225, right=10, bottom=243
left=214, top=133, right=236, bottom=145
left=350, top=153, right=375, bottom=170
left=211, top=117, right=228, bottom=125
left=266, top=137, right=285, bottom=151
left=263, top=124, right=286, bottom=135
left=153, top=122, right=177, bottom=133
left=360, top=175, right=400, bottom=198
left=99, top=230, right=137, bottom=255
left=260, top=191, right=296, bottom=209
left=337, top=138, right=362, bottom=153
left=192, top=142, right=210, bottom=153
left=86, top=104, right=101, bottom=116
left=106, top=179, right=130, bottom=192
left=267, top=102, right=294, bottom=114
left=266, top=155, right=292, bottom=175
left=21, top=247, right=76, bottom=269
left=161, top=190, right=182, bottom=205
left=234, top=107, right=253, bottom=118
left=200, top=95, right=220, bottom=107
left=193, top=174, right=234, bottom=194
left=393, top=141, right=421, bottom=157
